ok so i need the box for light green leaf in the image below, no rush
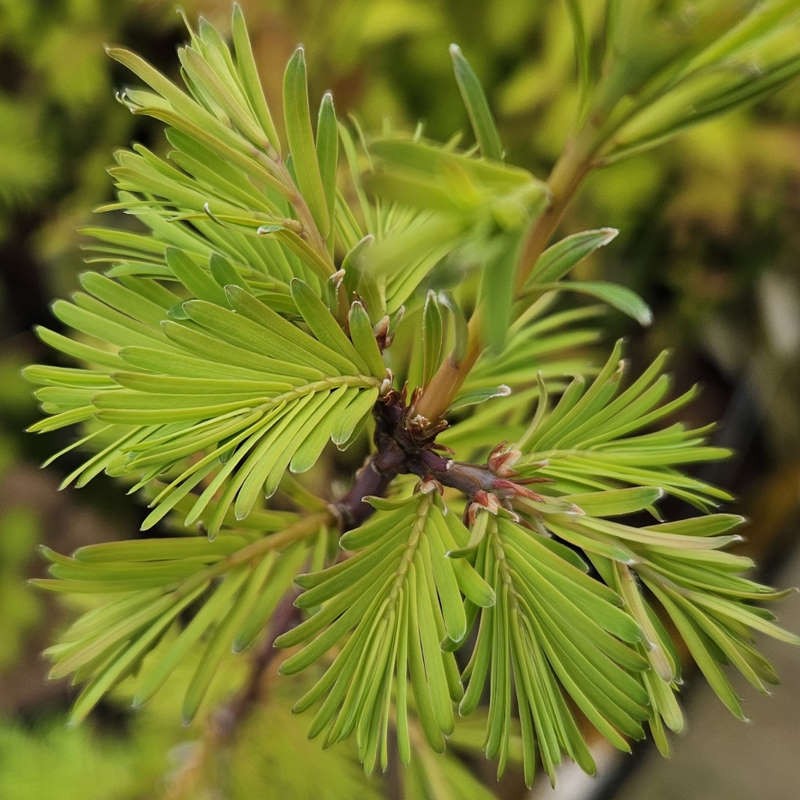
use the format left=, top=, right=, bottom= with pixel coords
left=73, top=535, right=247, bottom=564
left=165, top=247, right=229, bottom=305
left=283, top=46, right=331, bottom=237
left=533, top=280, right=652, bottom=325
left=421, top=290, right=445, bottom=385
left=234, top=541, right=311, bottom=651
left=449, top=44, right=504, bottom=160
left=291, top=279, right=369, bottom=373
left=316, top=91, right=339, bottom=246
left=527, top=228, right=619, bottom=285
left=645, top=514, right=745, bottom=537
left=481, top=233, right=520, bottom=352
left=369, top=139, right=536, bottom=192
left=565, top=487, right=664, bottom=517
left=230, top=3, right=281, bottom=153
left=564, top=0, right=590, bottom=115
left=347, top=301, right=386, bottom=379
left=69, top=584, right=206, bottom=725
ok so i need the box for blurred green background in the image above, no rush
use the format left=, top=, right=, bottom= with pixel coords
left=1, top=1, right=798, bottom=798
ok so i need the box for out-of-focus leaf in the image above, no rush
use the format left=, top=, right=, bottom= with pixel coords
left=532, top=280, right=652, bottom=325
left=450, top=44, right=504, bottom=160
left=481, top=233, right=520, bottom=351
left=421, top=290, right=445, bottom=384
left=35, top=516, right=323, bottom=723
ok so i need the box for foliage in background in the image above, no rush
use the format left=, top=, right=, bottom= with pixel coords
left=4, top=4, right=800, bottom=800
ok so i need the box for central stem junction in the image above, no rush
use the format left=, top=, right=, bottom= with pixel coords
left=333, top=388, right=543, bottom=531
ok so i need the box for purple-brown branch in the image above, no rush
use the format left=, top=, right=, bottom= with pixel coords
left=333, top=388, right=544, bottom=531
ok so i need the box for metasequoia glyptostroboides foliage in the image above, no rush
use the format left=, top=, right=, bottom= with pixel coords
left=26, top=2, right=800, bottom=789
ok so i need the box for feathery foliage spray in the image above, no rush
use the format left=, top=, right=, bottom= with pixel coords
left=26, top=2, right=800, bottom=792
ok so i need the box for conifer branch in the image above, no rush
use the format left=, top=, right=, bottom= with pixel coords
left=24, top=4, right=800, bottom=791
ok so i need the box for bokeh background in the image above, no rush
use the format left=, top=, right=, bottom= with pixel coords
left=1, top=1, right=798, bottom=798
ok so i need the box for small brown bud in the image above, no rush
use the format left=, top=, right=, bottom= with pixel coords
left=488, top=443, right=522, bottom=477
left=472, top=489, right=501, bottom=514
left=418, top=478, right=444, bottom=495
left=492, top=478, right=545, bottom=502
left=374, top=315, right=392, bottom=350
